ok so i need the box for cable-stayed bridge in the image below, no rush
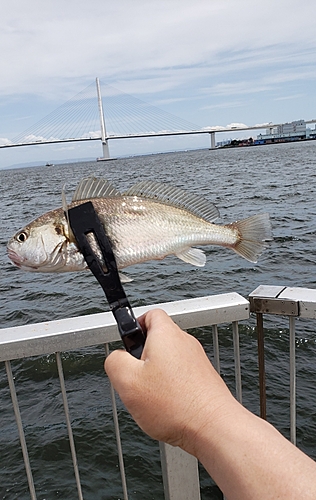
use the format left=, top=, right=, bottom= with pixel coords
left=1, top=78, right=315, bottom=159
left=1, top=78, right=210, bottom=158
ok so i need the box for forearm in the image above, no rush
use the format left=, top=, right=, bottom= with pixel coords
left=185, top=397, right=316, bottom=500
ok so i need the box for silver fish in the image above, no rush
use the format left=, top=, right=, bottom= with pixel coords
left=7, top=177, right=272, bottom=274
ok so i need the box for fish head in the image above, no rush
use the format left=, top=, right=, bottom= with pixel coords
left=7, top=208, right=87, bottom=272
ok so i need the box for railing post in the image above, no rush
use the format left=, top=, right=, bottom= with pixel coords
left=256, top=313, right=267, bottom=420
left=5, top=360, right=37, bottom=500
left=159, top=443, right=201, bottom=500
left=232, top=321, right=242, bottom=404
left=249, top=286, right=299, bottom=432
left=212, top=324, right=220, bottom=373
left=289, top=316, right=296, bottom=445
left=56, top=352, right=84, bottom=500
left=105, top=344, right=129, bottom=500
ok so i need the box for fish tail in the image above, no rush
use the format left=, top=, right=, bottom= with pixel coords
left=229, top=213, right=272, bottom=263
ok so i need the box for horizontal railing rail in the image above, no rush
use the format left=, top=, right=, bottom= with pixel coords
left=0, top=293, right=249, bottom=362
left=0, top=292, right=249, bottom=500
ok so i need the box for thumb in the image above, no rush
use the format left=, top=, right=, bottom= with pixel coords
left=104, top=348, right=142, bottom=394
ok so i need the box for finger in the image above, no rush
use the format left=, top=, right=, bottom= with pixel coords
left=138, top=308, right=177, bottom=336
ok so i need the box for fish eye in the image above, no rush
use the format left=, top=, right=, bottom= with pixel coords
left=16, top=231, right=28, bottom=243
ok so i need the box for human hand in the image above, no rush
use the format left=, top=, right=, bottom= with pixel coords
left=104, top=308, right=233, bottom=454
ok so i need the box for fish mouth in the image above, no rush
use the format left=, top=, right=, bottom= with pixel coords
left=7, top=249, right=39, bottom=270
left=7, top=249, right=24, bottom=267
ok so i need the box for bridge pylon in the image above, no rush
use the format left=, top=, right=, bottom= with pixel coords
left=96, top=77, right=110, bottom=159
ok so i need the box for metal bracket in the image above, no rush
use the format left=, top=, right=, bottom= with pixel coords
left=249, top=285, right=299, bottom=316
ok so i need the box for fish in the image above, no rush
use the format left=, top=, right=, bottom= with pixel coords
left=7, top=177, right=272, bottom=275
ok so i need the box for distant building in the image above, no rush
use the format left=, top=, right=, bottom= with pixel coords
left=216, top=139, right=232, bottom=147
left=307, top=126, right=316, bottom=139
left=217, top=120, right=316, bottom=149
left=255, top=120, right=310, bottom=145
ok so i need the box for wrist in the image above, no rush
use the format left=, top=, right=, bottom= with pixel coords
left=179, top=384, right=241, bottom=460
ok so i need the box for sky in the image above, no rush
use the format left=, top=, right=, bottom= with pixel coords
left=0, top=0, right=315, bottom=168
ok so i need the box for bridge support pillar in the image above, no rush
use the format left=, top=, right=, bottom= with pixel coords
left=209, top=132, right=216, bottom=149
left=102, top=140, right=110, bottom=159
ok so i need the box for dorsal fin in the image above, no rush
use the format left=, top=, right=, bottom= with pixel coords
left=123, top=180, right=219, bottom=222
left=61, top=184, right=76, bottom=241
left=72, top=177, right=121, bottom=202
left=62, top=184, right=69, bottom=216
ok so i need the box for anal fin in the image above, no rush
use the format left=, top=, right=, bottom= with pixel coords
left=119, top=272, right=133, bottom=283
left=175, top=247, right=206, bottom=267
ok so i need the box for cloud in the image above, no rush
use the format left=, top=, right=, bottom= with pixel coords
left=1, top=0, right=316, bottom=100
left=0, top=138, right=12, bottom=145
left=202, top=101, right=245, bottom=110
left=22, top=134, right=60, bottom=143
left=52, top=145, right=76, bottom=151
left=274, top=94, right=305, bottom=101
left=227, top=123, right=248, bottom=129
left=201, top=122, right=248, bottom=131
left=254, top=123, right=272, bottom=128
left=199, top=65, right=316, bottom=100
left=82, top=131, right=101, bottom=139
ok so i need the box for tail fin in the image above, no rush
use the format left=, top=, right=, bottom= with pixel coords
left=229, top=213, right=272, bottom=263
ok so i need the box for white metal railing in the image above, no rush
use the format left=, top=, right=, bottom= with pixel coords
left=0, top=292, right=249, bottom=500
left=1, top=287, right=316, bottom=499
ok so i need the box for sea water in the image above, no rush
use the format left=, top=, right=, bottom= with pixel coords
left=0, top=141, right=316, bottom=498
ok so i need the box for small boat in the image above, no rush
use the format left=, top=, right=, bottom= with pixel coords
left=96, top=157, right=117, bottom=162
